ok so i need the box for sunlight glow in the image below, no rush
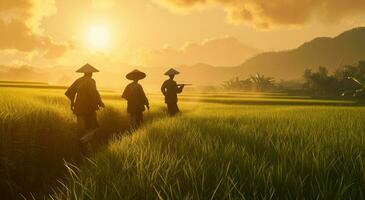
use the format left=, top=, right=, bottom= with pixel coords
left=86, top=24, right=110, bottom=50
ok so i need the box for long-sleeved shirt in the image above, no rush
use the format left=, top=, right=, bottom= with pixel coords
left=161, top=79, right=183, bottom=104
left=122, top=82, right=149, bottom=113
left=65, top=76, right=103, bottom=115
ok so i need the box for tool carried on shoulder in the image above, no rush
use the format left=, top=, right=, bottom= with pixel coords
left=177, top=84, right=192, bottom=86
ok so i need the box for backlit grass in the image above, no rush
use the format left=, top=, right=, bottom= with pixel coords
left=0, top=87, right=364, bottom=199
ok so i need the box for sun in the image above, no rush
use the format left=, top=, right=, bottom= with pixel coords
left=86, top=24, right=110, bottom=50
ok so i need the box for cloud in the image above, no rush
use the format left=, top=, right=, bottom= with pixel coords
left=0, top=0, right=71, bottom=58
left=140, top=36, right=259, bottom=66
left=153, top=0, right=365, bottom=28
left=43, top=39, right=72, bottom=59
left=26, top=0, right=57, bottom=32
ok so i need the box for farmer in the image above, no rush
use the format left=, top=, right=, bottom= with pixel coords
left=122, top=69, right=150, bottom=129
left=161, top=68, right=184, bottom=115
left=65, top=63, right=105, bottom=144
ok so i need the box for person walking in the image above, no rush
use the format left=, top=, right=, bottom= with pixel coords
left=122, top=69, right=149, bottom=129
left=65, top=63, right=105, bottom=145
left=161, top=68, right=184, bottom=115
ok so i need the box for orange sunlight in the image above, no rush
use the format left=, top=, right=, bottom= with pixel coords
left=86, top=24, right=111, bottom=51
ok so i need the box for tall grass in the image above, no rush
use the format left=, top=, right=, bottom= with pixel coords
left=0, top=88, right=164, bottom=199
left=50, top=105, right=365, bottom=199
left=0, top=90, right=78, bottom=198
left=1, top=87, right=365, bottom=199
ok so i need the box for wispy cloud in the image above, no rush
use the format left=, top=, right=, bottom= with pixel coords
left=0, top=0, right=71, bottom=58
left=153, top=0, right=365, bottom=28
left=140, top=36, right=259, bottom=66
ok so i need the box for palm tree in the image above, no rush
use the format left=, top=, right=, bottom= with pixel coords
left=239, top=78, right=253, bottom=90
left=222, top=77, right=253, bottom=91
left=222, top=77, right=242, bottom=90
left=250, top=73, right=275, bottom=91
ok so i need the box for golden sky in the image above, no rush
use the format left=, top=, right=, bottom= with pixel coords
left=0, top=0, right=364, bottom=69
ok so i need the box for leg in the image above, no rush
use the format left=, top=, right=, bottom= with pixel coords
left=80, top=113, right=98, bottom=145
left=84, top=112, right=98, bottom=130
left=76, top=115, right=89, bottom=155
left=76, top=115, right=87, bottom=138
left=130, top=113, right=137, bottom=130
left=136, top=112, right=143, bottom=127
left=167, top=103, right=180, bottom=115
left=173, top=104, right=180, bottom=114
left=130, top=112, right=143, bottom=129
left=167, top=103, right=173, bottom=115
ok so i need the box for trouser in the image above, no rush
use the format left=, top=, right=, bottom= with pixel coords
left=76, top=113, right=98, bottom=138
left=76, top=113, right=98, bottom=153
left=167, top=103, right=180, bottom=115
left=130, top=112, right=143, bottom=129
left=77, top=113, right=98, bottom=130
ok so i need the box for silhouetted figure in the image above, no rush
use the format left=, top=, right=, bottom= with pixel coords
left=122, top=69, right=149, bottom=129
left=161, top=68, right=184, bottom=115
left=65, top=63, right=105, bottom=145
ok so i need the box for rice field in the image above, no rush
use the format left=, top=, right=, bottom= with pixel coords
left=0, top=85, right=365, bottom=199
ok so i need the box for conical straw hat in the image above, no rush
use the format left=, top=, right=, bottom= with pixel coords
left=76, top=63, right=99, bottom=73
left=164, top=68, right=180, bottom=76
left=126, top=69, right=146, bottom=80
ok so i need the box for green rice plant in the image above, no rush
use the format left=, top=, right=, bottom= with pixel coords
left=0, top=88, right=165, bottom=198
left=1, top=87, right=364, bottom=199
left=51, top=105, right=365, bottom=199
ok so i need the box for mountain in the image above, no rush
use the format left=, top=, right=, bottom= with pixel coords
left=98, top=64, right=240, bottom=89
left=171, top=27, right=365, bottom=85
left=141, top=36, right=260, bottom=67
left=236, top=27, right=365, bottom=79
left=2, top=27, right=365, bottom=89
left=165, top=27, right=365, bottom=85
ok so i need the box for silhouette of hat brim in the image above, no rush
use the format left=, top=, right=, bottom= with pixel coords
left=126, top=70, right=146, bottom=80
left=164, top=68, right=180, bottom=76
left=76, top=64, right=99, bottom=73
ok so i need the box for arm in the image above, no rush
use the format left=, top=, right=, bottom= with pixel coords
left=177, top=85, right=184, bottom=94
left=161, top=81, right=167, bottom=96
left=141, top=86, right=150, bottom=110
left=122, top=85, right=129, bottom=100
left=65, top=80, right=79, bottom=110
left=90, top=80, right=104, bottom=108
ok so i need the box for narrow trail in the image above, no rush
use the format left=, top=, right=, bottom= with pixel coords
left=41, top=108, right=169, bottom=199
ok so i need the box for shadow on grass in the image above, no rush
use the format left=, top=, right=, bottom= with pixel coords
left=92, top=105, right=167, bottom=147
left=0, top=100, right=166, bottom=199
left=0, top=108, right=80, bottom=199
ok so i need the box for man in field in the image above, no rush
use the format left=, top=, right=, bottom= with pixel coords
left=122, top=69, right=149, bottom=129
left=161, top=68, right=184, bottom=115
left=65, top=63, right=105, bottom=145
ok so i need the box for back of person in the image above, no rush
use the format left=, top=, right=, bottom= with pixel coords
left=74, top=76, right=99, bottom=115
left=123, top=82, right=148, bottom=113
left=65, top=63, right=105, bottom=150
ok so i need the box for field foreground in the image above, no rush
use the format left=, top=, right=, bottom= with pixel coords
left=1, top=87, right=365, bottom=199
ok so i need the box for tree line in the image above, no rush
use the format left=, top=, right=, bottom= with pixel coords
left=222, top=60, right=365, bottom=97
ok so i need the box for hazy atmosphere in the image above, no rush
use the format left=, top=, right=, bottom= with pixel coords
left=1, top=0, right=365, bottom=88
left=2, top=1, right=365, bottom=199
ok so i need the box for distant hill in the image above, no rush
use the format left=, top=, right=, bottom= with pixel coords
left=236, top=27, right=365, bottom=79
left=151, top=27, right=365, bottom=86
left=99, top=64, right=240, bottom=89
left=2, top=27, right=365, bottom=89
